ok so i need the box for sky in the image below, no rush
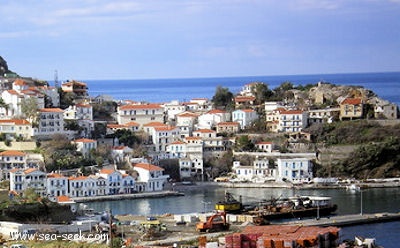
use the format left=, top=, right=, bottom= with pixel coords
left=1, top=0, right=400, bottom=80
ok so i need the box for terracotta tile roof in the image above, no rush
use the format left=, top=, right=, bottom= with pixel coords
left=217, top=122, right=239, bottom=126
left=143, top=122, right=167, bottom=127
left=6, top=89, right=21, bottom=95
left=47, top=173, right=66, bottom=178
left=154, top=126, right=177, bottom=131
left=119, top=103, right=162, bottom=110
left=0, top=119, right=31, bottom=125
left=177, top=112, right=199, bottom=117
left=99, top=168, right=116, bottom=175
left=134, top=163, right=164, bottom=171
left=185, top=136, right=202, bottom=141
left=207, top=109, right=226, bottom=114
left=235, top=96, right=256, bottom=102
left=0, top=150, right=26, bottom=156
left=241, top=109, right=255, bottom=113
left=107, top=124, right=127, bottom=128
left=281, top=110, right=303, bottom=115
left=76, top=103, right=92, bottom=108
left=194, top=129, right=215, bottom=133
left=9, top=168, right=20, bottom=173
left=170, top=141, right=185, bottom=145
left=62, top=81, right=87, bottom=87
left=68, top=175, right=88, bottom=181
left=256, top=141, right=272, bottom=145
left=24, top=168, right=39, bottom=174
left=13, top=79, right=27, bottom=86
left=74, top=138, right=96, bottom=143
left=125, top=121, right=140, bottom=127
left=342, top=98, right=362, bottom=105
left=39, top=108, right=64, bottom=113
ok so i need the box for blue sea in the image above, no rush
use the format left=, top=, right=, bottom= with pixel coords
left=82, top=72, right=400, bottom=106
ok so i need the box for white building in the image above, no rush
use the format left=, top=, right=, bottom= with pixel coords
left=232, top=159, right=276, bottom=182
left=64, top=103, right=94, bottom=137
left=163, top=100, right=187, bottom=122
left=276, top=158, right=313, bottom=183
left=232, top=109, right=259, bottom=129
left=46, top=173, right=68, bottom=197
left=0, top=119, right=32, bottom=140
left=197, top=109, right=230, bottom=130
left=97, top=168, right=123, bottom=195
left=9, top=168, right=47, bottom=196
left=279, top=110, right=308, bottom=133
left=255, top=142, right=273, bottom=153
left=117, top=103, right=165, bottom=127
left=0, top=150, right=28, bottom=180
left=35, top=108, right=66, bottom=140
left=72, top=138, right=97, bottom=158
left=133, top=163, right=169, bottom=192
left=176, top=111, right=199, bottom=138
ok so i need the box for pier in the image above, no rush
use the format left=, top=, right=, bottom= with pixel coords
left=278, top=212, right=400, bottom=227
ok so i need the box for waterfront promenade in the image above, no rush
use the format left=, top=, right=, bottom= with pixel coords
left=71, top=190, right=184, bottom=202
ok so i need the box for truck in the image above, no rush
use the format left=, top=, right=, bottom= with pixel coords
left=196, top=211, right=229, bottom=232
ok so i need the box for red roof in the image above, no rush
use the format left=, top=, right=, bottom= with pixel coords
left=235, top=96, right=256, bottom=102
left=99, top=168, right=116, bottom=175
left=74, top=138, right=96, bottom=143
left=134, top=163, right=164, bottom=171
left=217, top=122, right=239, bottom=126
left=47, top=173, right=65, bottom=178
left=0, top=119, right=30, bottom=125
left=143, top=122, right=167, bottom=127
left=207, top=109, right=226, bottom=114
left=281, top=110, right=303, bottom=115
left=68, top=175, right=88, bottom=181
left=154, top=126, right=177, bottom=131
left=119, top=104, right=162, bottom=110
left=107, top=124, right=127, bottom=128
left=125, top=121, right=140, bottom=127
left=194, top=129, right=215, bottom=133
left=39, top=108, right=64, bottom=113
left=342, top=98, right=362, bottom=105
left=13, top=79, right=27, bottom=86
left=256, top=141, right=272, bottom=145
left=0, top=150, right=26, bottom=156
left=177, top=112, right=199, bottom=117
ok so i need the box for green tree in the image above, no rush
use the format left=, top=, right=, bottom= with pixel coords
left=114, top=129, right=141, bottom=147
left=20, top=97, right=39, bottom=126
left=59, top=88, right=76, bottom=109
left=251, top=82, right=273, bottom=105
left=235, top=135, right=255, bottom=151
left=0, top=97, right=9, bottom=116
left=211, top=86, right=234, bottom=110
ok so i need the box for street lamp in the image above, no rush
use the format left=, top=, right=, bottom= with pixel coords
left=360, top=188, right=363, bottom=216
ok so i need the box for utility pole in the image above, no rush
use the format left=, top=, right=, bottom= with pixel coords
left=108, top=209, right=113, bottom=248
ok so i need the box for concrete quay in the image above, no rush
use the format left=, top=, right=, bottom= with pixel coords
left=71, top=190, right=184, bottom=202
left=277, top=212, right=400, bottom=227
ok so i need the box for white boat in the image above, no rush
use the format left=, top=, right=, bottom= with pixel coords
left=346, top=184, right=361, bottom=192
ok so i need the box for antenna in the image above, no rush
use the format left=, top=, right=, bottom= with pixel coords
left=54, top=70, right=59, bottom=88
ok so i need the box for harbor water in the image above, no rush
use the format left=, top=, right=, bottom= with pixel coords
left=84, top=186, right=400, bottom=247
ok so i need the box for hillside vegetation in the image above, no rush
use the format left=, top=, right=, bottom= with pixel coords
left=307, top=121, right=400, bottom=179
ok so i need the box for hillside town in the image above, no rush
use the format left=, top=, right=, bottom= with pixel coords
left=1, top=65, right=399, bottom=203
